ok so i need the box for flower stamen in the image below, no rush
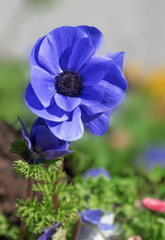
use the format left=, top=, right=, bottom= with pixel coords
left=55, top=71, right=83, bottom=97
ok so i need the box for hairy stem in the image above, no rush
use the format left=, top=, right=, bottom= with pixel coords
left=53, top=159, right=63, bottom=210
left=18, top=178, right=34, bottom=240
left=71, top=215, right=82, bottom=240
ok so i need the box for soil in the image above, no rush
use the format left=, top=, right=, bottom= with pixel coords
left=0, top=121, right=27, bottom=215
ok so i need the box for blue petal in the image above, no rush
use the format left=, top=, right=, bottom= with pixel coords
left=17, top=116, right=28, bottom=138
left=46, top=107, right=84, bottom=141
left=37, top=229, right=54, bottom=240
left=80, top=84, right=105, bottom=106
left=30, top=118, right=70, bottom=154
left=55, top=93, right=81, bottom=112
left=30, top=125, right=60, bottom=153
left=79, top=56, right=112, bottom=86
left=68, top=38, right=94, bottom=72
left=59, top=46, right=73, bottom=70
left=104, top=63, right=127, bottom=91
left=107, top=52, right=125, bottom=71
left=30, top=117, right=46, bottom=129
left=49, top=26, right=87, bottom=58
left=37, top=223, right=60, bottom=240
left=80, top=209, right=102, bottom=225
left=30, top=36, right=45, bottom=69
left=101, top=80, right=126, bottom=109
left=81, top=103, right=107, bottom=114
left=83, top=168, right=111, bottom=179
left=17, top=117, right=33, bottom=151
left=98, top=223, right=114, bottom=231
left=31, top=66, right=56, bottom=108
left=81, top=105, right=102, bottom=118
left=25, top=84, right=69, bottom=122
left=37, top=34, right=61, bottom=75
left=59, top=141, right=70, bottom=150
left=81, top=106, right=110, bottom=135
left=40, top=149, right=73, bottom=160
left=78, top=25, right=104, bottom=53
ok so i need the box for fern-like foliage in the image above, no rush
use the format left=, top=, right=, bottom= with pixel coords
left=73, top=175, right=115, bottom=212
left=16, top=161, right=83, bottom=234
left=10, top=140, right=32, bottom=162
left=13, top=160, right=45, bottom=179
left=0, top=214, right=19, bottom=240
left=17, top=197, right=55, bottom=234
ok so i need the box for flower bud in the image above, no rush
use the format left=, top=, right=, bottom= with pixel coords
left=142, top=197, right=165, bottom=212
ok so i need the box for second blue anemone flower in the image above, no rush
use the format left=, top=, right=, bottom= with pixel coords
left=18, top=117, right=72, bottom=163
left=83, top=167, right=111, bottom=179
left=25, top=25, right=127, bottom=141
left=79, top=209, right=114, bottom=231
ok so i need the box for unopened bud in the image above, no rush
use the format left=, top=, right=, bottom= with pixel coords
left=142, top=197, right=165, bottom=212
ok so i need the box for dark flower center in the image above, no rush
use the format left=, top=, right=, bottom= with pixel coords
left=55, top=71, right=83, bottom=97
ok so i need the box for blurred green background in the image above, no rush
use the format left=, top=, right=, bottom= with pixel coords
left=0, top=0, right=165, bottom=176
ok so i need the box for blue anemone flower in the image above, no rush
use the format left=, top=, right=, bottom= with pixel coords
left=136, top=145, right=165, bottom=171
left=83, top=167, right=111, bottom=179
left=79, top=209, right=114, bottom=231
left=37, top=223, right=60, bottom=240
left=25, top=25, right=127, bottom=141
left=18, top=117, right=72, bottom=162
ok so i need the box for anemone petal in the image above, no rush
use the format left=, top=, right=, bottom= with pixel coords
left=104, top=63, right=127, bottom=91
left=17, top=117, right=33, bottom=151
left=101, top=80, right=126, bottom=109
left=30, top=125, right=61, bottom=153
left=80, top=209, right=102, bottom=225
left=30, top=36, right=45, bottom=69
left=78, top=25, right=104, bottom=53
left=80, top=84, right=104, bottom=106
left=31, top=66, right=56, bottom=108
left=25, top=84, right=69, bottom=122
left=79, top=56, right=112, bottom=86
left=40, top=149, right=72, bottom=160
left=81, top=106, right=110, bottom=135
left=49, top=26, right=87, bottom=57
left=55, top=93, right=81, bottom=112
left=67, top=38, right=94, bottom=73
left=37, top=34, right=61, bottom=75
left=106, top=51, right=125, bottom=71
left=46, top=107, right=84, bottom=141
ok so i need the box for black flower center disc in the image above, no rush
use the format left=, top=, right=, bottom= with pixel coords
left=55, top=71, right=83, bottom=97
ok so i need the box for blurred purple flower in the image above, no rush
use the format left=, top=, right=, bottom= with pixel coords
left=37, top=223, right=60, bottom=240
left=18, top=117, right=72, bottom=163
left=79, top=209, right=114, bottom=231
left=83, top=167, right=110, bottom=179
left=137, top=145, right=165, bottom=170
left=25, top=25, right=127, bottom=141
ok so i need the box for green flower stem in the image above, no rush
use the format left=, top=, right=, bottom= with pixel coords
left=18, top=177, right=34, bottom=240
left=71, top=215, right=82, bottom=240
left=53, top=159, right=63, bottom=210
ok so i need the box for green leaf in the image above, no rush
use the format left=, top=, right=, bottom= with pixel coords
left=16, top=160, right=82, bottom=234
left=13, top=160, right=45, bottom=179
left=148, top=166, right=165, bottom=183
left=10, top=140, right=32, bottom=161
left=0, top=214, right=19, bottom=240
